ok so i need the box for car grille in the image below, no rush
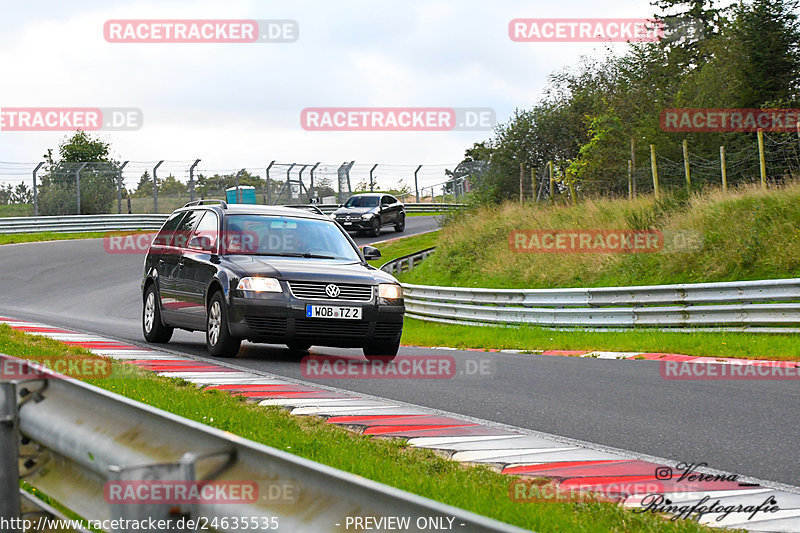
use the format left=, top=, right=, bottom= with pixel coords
left=244, top=316, right=288, bottom=335
left=373, top=322, right=403, bottom=340
left=288, top=281, right=373, bottom=302
left=294, top=318, right=369, bottom=338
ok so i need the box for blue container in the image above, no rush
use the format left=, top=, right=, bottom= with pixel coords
left=226, top=186, right=256, bottom=204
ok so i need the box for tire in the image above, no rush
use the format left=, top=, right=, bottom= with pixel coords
left=142, top=284, right=173, bottom=343
left=286, top=342, right=311, bottom=351
left=394, top=213, right=405, bottom=232
left=363, top=339, right=400, bottom=362
left=206, top=291, right=241, bottom=358
left=369, top=217, right=381, bottom=237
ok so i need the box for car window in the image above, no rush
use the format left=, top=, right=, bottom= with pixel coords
left=172, top=210, right=200, bottom=248
left=224, top=215, right=360, bottom=260
left=344, top=196, right=379, bottom=208
left=152, top=211, right=186, bottom=247
left=188, top=211, right=218, bottom=250
left=381, top=196, right=391, bottom=205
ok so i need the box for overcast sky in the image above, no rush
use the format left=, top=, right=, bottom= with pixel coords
left=1, top=0, right=662, bottom=190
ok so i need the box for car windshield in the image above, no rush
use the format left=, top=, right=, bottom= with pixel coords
left=223, top=215, right=360, bottom=260
left=344, top=196, right=379, bottom=208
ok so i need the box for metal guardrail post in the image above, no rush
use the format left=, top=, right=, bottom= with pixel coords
left=0, top=382, right=21, bottom=531
left=189, top=159, right=200, bottom=203
left=75, top=162, right=88, bottom=215
left=153, top=161, right=164, bottom=214
left=32, top=162, right=44, bottom=217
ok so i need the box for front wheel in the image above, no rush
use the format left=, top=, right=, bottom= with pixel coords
left=143, top=285, right=173, bottom=343
left=394, top=213, right=405, bottom=232
left=206, top=292, right=241, bottom=358
left=363, top=339, right=400, bottom=362
left=368, top=217, right=381, bottom=237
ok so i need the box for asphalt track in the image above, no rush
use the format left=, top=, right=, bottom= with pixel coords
left=0, top=214, right=798, bottom=488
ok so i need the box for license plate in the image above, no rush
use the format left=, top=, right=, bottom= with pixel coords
left=306, top=305, right=362, bottom=320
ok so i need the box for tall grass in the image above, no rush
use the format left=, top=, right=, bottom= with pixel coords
left=403, top=182, right=800, bottom=288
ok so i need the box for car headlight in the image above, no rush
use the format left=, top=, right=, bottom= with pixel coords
left=237, top=277, right=282, bottom=293
left=378, top=283, right=403, bottom=299
left=362, top=212, right=375, bottom=219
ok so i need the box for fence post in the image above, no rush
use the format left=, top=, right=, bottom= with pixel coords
left=627, top=159, right=633, bottom=199
left=153, top=160, right=164, bottom=213
left=309, top=162, right=320, bottom=201
left=566, top=170, right=576, bottom=205
left=531, top=167, right=536, bottom=202
left=650, top=144, right=660, bottom=200
left=0, top=382, right=21, bottom=532
left=682, top=139, right=691, bottom=193
left=189, top=159, right=200, bottom=203
left=519, top=163, right=524, bottom=204
left=630, top=137, right=637, bottom=197
left=75, top=162, right=87, bottom=214
left=720, top=146, right=727, bottom=192
left=265, top=160, right=275, bottom=204
left=414, top=165, right=422, bottom=203
left=548, top=160, right=554, bottom=201
left=235, top=169, right=246, bottom=203
left=369, top=163, right=378, bottom=192
left=117, top=161, right=128, bottom=214
left=286, top=163, right=295, bottom=202
left=757, top=128, right=767, bottom=189
left=32, top=162, right=44, bottom=216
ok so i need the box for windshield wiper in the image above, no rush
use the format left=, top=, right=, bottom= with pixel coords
left=250, top=252, right=337, bottom=259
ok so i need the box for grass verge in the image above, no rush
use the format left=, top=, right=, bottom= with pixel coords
left=0, top=324, right=712, bottom=533
left=0, top=231, right=118, bottom=245
left=401, top=318, right=800, bottom=361
left=367, top=230, right=440, bottom=268
left=403, top=183, right=800, bottom=289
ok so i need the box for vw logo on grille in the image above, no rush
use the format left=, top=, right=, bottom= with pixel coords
left=325, top=284, right=341, bottom=298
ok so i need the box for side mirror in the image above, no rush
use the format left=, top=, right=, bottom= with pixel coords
left=362, top=245, right=381, bottom=260
left=188, top=235, right=215, bottom=252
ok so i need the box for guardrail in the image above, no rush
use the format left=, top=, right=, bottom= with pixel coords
left=383, top=247, right=800, bottom=330
left=0, top=214, right=169, bottom=234
left=0, top=354, right=523, bottom=533
left=380, top=248, right=436, bottom=275
left=0, top=205, right=461, bottom=234
left=316, top=203, right=464, bottom=215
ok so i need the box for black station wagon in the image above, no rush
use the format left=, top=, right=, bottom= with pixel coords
left=141, top=200, right=404, bottom=359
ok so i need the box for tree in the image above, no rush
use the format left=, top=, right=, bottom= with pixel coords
left=38, top=131, right=120, bottom=215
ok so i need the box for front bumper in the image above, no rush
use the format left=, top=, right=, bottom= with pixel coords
left=227, top=293, right=404, bottom=347
left=333, top=217, right=375, bottom=230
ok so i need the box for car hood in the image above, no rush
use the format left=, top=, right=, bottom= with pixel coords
left=224, top=256, right=397, bottom=284
left=332, top=206, right=376, bottom=216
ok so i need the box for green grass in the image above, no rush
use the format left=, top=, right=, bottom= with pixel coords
left=0, top=204, right=33, bottom=217
left=0, top=324, right=714, bottom=533
left=367, top=230, right=440, bottom=268
left=403, top=183, right=800, bottom=289
left=401, top=318, right=800, bottom=361
left=0, top=231, right=123, bottom=245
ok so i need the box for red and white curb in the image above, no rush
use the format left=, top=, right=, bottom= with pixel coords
left=405, top=344, right=800, bottom=368
left=2, top=316, right=800, bottom=531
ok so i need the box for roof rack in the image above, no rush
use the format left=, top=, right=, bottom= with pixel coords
left=183, top=199, right=228, bottom=209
